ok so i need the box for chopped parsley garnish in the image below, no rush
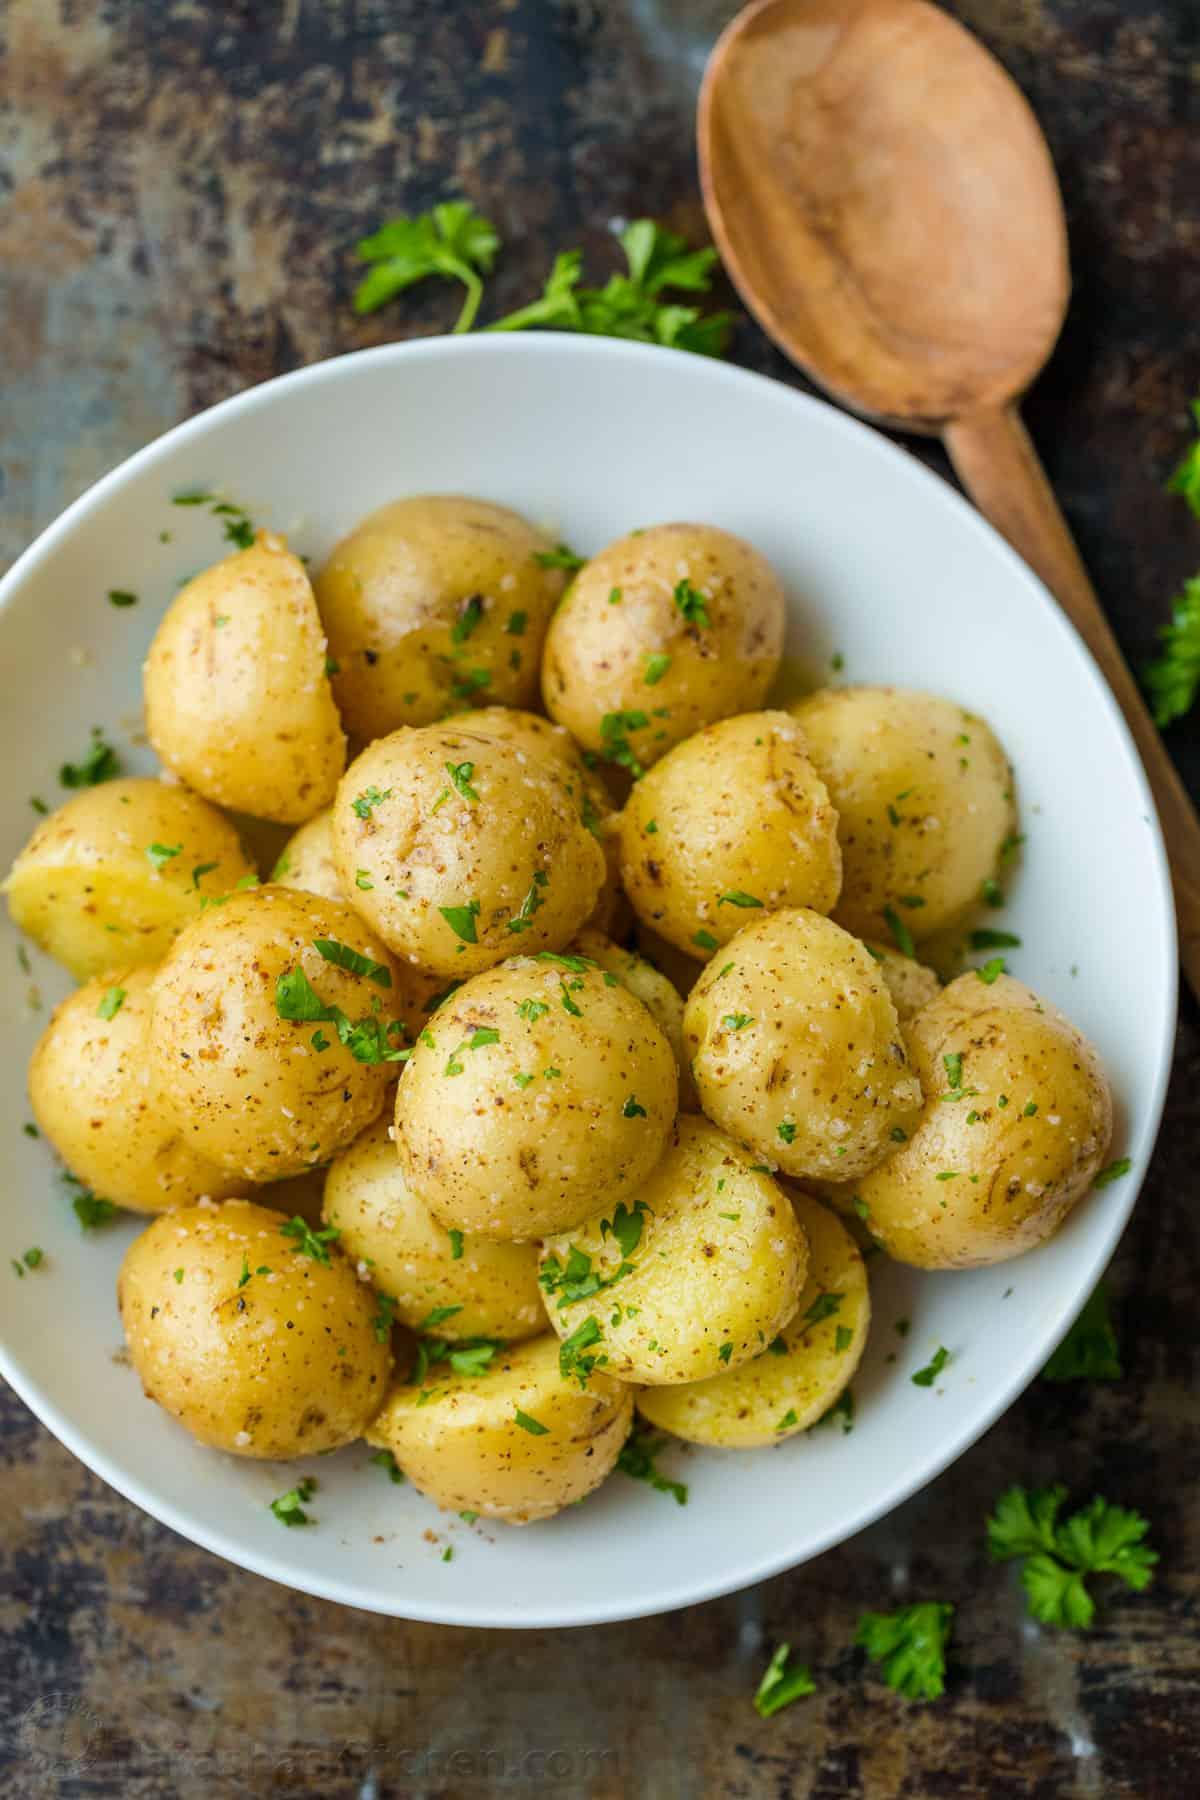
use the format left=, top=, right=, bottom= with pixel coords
left=517, top=997, right=549, bottom=1022
left=445, top=760, right=480, bottom=803
left=981, top=877, right=1004, bottom=908
left=718, top=890, right=762, bottom=909
left=986, top=1484, right=1157, bottom=1627
left=912, top=1345, right=951, bottom=1386
left=882, top=904, right=915, bottom=958
left=270, top=1477, right=317, bottom=1527
left=534, top=543, right=586, bottom=572
left=352, top=785, right=392, bottom=819
left=600, top=1199, right=648, bottom=1260
left=970, top=928, right=1021, bottom=950
left=439, top=900, right=480, bottom=943
left=370, top=1449, right=405, bottom=1484
left=975, top=956, right=1007, bottom=984
left=943, top=1051, right=963, bottom=1090
left=190, top=861, right=218, bottom=890
left=448, top=1229, right=465, bottom=1261
left=68, top=1179, right=118, bottom=1230
left=451, top=595, right=485, bottom=643
left=616, top=1425, right=688, bottom=1504
left=643, top=651, right=671, bottom=686
left=775, top=1408, right=799, bottom=1432
left=60, top=728, right=120, bottom=789
left=559, top=1315, right=605, bottom=1387
left=674, top=579, right=711, bottom=628
left=855, top=1603, right=953, bottom=1700
left=145, top=842, right=182, bottom=871
left=372, top=1292, right=399, bottom=1343
left=534, top=950, right=593, bottom=972
left=280, top=1216, right=341, bottom=1264
left=835, top=1325, right=853, bottom=1352
left=107, top=589, right=138, bottom=607
left=599, top=708, right=649, bottom=776
left=608, top=587, right=622, bottom=605
left=1093, top=1157, right=1132, bottom=1189
left=96, top=985, right=126, bottom=1020
left=314, top=937, right=392, bottom=986
left=505, top=610, right=527, bottom=636
left=621, top=1095, right=647, bottom=1118
left=802, top=1292, right=843, bottom=1326
left=717, top=1340, right=733, bottom=1365
left=693, top=929, right=718, bottom=951
left=722, top=1013, right=753, bottom=1032
left=776, top=1120, right=797, bottom=1145
left=355, top=870, right=373, bottom=890
left=513, top=1407, right=549, bottom=1436
left=753, top=1644, right=815, bottom=1717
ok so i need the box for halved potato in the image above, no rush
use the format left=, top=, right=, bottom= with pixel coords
left=364, top=1333, right=633, bottom=1524
left=637, top=1191, right=869, bottom=1445
left=3, top=777, right=255, bottom=979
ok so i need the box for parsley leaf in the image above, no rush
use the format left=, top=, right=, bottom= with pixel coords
left=673, top=579, right=711, bottom=628
left=986, top=1484, right=1157, bottom=1628
left=616, top=1424, right=688, bottom=1505
left=96, top=985, right=126, bottom=1020
left=559, top=1314, right=605, bottom=1387
left=353, top=201, right=500, bottom=332
left=279, top=1216, right=340, bottom=1265
left=643, top=651, right=671, bottom=686
left=1094, top=1157, right=1132, bottom=1189
left=270, top=1477, right=317, bottom=1527
left=855, top=1603, right=953, bottom=1700
left=911, top=1345, right=951, bottom=1387
left=352, top=785, right=392, bottom=819
left=440, top=900, right=480, bottom=944
left=513, top=1407, right=549, bottom=1436
left=882, top=904, right=916, bottom=959
left=313, top=937, right=392, bottom=987
left=718, top=890, right=762, bottom=909
left=60, top=728, right=120, bottom=789
left=534, top=544, right=586, bottom=572
left=1144, top=575, right=1200, bottom=725
left=445, top=760, right=480, bottom=803
left=753, top=1644, right=816, bottom=1718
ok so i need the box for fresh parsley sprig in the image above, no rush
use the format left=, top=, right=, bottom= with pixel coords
left=855, top=1602, right=954, bottom=1700
left=353, top=201, right=500, bottom=332
left=986, top=1484, right=1157, bottom=1628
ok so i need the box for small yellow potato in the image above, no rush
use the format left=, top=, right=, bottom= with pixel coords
left=789, top=685, right=1015, bottom=941
left=365, top=1333, right=633, bottom=1525
left=853, top=972, right=1114, bottom=1268
left=637, top=1190, right=869, bottom=1445
left=28, top=967, right=241, bottom=1214
left=448, top=704, right=629, bottom=938
left=395, top=955, right=678, bottom=1239
left=322, top=1115, right=544, bottom=1341
left=542, top=522, right=785, bottom=770
left=273, top=808, right=345, bottom=902
left=3, top=777, right=255, bottom=980
left=331, top=724, right=606, bottom=978
left=620, top=711, right=841, bottom=958
left=864, top=940, right=941, bottom=1021
left=571, top=928, right=697, bottom=1108
left=540, top=1116, right=807, bottom=1386
left=144, top=534, right=345, bottom=824
left=313, top=496, right=567, bottom=740
left=118, top=1200, right=392, bottom=1457
left=683, top=909, right=923, bottom=1182
left=150, top=886, right=401, bottom=1182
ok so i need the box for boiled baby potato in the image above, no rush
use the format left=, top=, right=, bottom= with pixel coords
left=273, top=807, right=344, bottom=902
left=684, top=909, right=923, bottom=1181
left=150, top=886, right=401, bottom=1182
left=542, top=523, right=785, bottom=771
left=540, top=1116, right=807, bottom=1386
left=451, top=704, right=629, bottom=939
left=118, top=1199, right=392, bottom=1457
left=313, top=496, right=567, bottom=740
left=853, top=972, right=1114, bottom=1268
left=396, top=954, right=678, bottom=1239
left=865, top=939, right=941, bottom=1021
left=570, top=927, right=697, bottom=1108
left=620, top=710, right=841, bottom=958
left=3, top=777, right=255, bottom=980
left=365, top=1333, right=633, bottom=1525
left=323, top=1115, right=544, bottom=1341
left=331, top=724, right=606, bottom=978
left=28, top=966, right=241, bottom=1214
left=144, top=533, right=345, bottom=824
left=789, top=685, right=1015, bottom=941
left=637, top=1190, right=869, bottom=1445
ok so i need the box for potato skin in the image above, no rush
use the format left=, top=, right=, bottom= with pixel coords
left=273, top=808, right=345, bottom=902
left=542, top=523, right=785, bottom=769
left=395, top=956, right=678, bottom=1239
left=541, top=1116, right=807, bottom=1385
left=637, top=1190, right=869, bottom=1445
left=365, top=1333, right=633, bottom=1525
left=864, top=939, right=941, bottom=1021
left=331, top=725, right=606, bottom=978
left=789, top=685, right=1015, bottom=940
left=683, top=909, right=923, bottom=1181
left=29, top=967, right=241, bottom=1214
left=322, top=1115, right=544, bottom=1341
left=118, top=1200, right=392, bottom=1457
left=570, top=928, right=697, bottom=1107
left=853, top=972, right=1114, bottom=1268
left=144, top=534, right=345, bottom=824
left=150, top=886, right=400, bottom=1181
left=3, top=778, right=255, bottom=980
left=312, top=496, right=567, bottom=741
left=620, top=711, right=842, bottom=958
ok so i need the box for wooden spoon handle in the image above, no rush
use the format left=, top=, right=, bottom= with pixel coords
left=945, top=402, right=1199, bottom=996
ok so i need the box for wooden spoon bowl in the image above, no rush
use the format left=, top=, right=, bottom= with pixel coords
left=700, top=0, right=1200, bottom=993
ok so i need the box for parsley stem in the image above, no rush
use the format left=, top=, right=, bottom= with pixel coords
left=452, top=267, right=484, bottom=334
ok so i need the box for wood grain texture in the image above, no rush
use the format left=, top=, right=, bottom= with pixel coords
left=2, top=2, right=1200, bottom=1796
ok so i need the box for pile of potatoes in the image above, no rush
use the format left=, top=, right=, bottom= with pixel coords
left=6, top=499, right=1116, bottom=1527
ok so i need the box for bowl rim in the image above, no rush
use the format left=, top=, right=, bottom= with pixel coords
left=0, top=332, right=1178, bottom=1626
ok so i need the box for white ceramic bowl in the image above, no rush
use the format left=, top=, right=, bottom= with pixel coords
left=0, top=336, right=1175, bottom=1627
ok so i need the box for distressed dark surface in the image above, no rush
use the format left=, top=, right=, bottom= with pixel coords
left=2, top=1, right=1200, bottom=1795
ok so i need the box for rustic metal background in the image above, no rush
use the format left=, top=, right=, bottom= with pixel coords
left=2, top=2, right=1199, bottom=1795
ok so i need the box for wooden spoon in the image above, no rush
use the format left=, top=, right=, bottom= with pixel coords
left=700, top=0, right=1200, bottom=994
